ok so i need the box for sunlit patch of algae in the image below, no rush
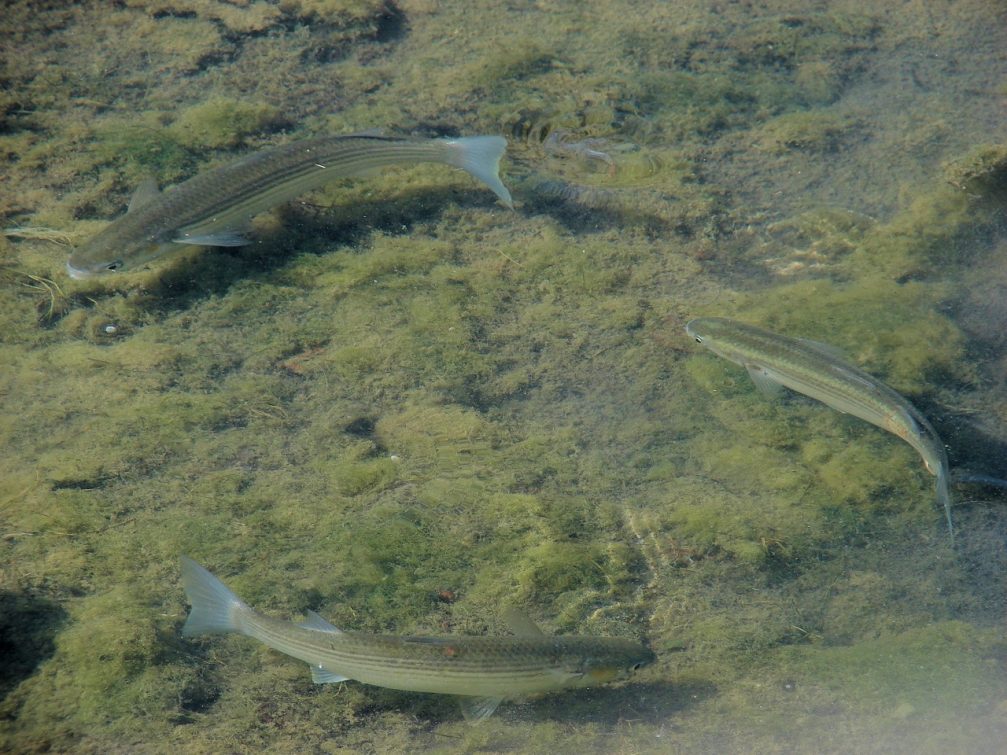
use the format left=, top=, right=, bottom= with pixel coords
left=2, top=0, right=1007, bottom=752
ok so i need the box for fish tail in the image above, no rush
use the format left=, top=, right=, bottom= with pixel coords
left=180, top=555, right=251, bottom=637
left=936, top=469, right=954, bottom=546
left=443, top=136, right=513, bottom=208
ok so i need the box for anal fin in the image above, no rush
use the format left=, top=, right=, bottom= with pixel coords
left=746, top=364, right=786, bottom=398
left=309, top=664, right=349, bottom=685
left=458, top=695, right=503, bottom=723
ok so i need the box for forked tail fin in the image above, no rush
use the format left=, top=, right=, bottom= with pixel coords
left=180, top=555, right=250, bottom=637
left=443, top=136, right=513, bottom=208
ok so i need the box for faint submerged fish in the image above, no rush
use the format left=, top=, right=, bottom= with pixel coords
left=180, top=556, right=654, bottom=722
left=66, top=134, right=513, bottom=279
left=685, top=317, right=954, bottom=541
left=542, top=130, right=617, bottom=175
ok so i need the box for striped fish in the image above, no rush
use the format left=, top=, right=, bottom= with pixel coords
left=685, top=317, right=953, bottom=541
left=180, top=556, right=654, bottom=722
left=66, top=134, right=512, bottom=278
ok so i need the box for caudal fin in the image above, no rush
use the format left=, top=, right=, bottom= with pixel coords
left=180, top=555, right=250, bottom=637
left=443, top=136, right=513, bottom=208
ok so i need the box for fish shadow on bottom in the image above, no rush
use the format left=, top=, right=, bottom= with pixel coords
left=0, top=591, right=67, bottom=700
left=518, top=679, right=717, bottom=725
left=90, top=184, right=502, bottom=316
left=380, top=679, right=716, bottom=726
left=949, top=506, right=1007, bottom=612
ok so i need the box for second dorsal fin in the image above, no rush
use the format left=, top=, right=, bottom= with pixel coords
left=502, top=606, right=545, bottom=637
left=128, top=177, right=161, bottom=213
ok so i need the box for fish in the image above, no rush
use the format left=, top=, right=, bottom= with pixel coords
left=66, top=134, right=513, bottom=279
left=685, top=317, right=953, bottom=542
left=179, top=555, right=654, bottom=722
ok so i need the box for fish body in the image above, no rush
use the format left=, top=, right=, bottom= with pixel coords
left=180, top=556, right=653, bottom=721
left=67, top=134, right=512, bottom=279
left=685, top=317, right=953, bottom=540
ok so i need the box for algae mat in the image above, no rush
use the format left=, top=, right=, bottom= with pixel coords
left=2, top=1, right=1007, bottom=752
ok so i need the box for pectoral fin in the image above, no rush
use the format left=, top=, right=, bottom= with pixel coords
left=309, top=665, right=349, bottom=684
left=502, top=606, right=545, bottom=637
left=173, top=231, right=251, bottom=247
left=458, top=695, right=503, bottom=722
left=745, top=364, right=786, bottom=398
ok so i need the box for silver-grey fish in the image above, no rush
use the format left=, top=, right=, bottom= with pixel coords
left=685, top=317, right=953, bottom=541
left=66, top=134, right=513, bottom=279
left=180, top=556, right=654, bottom=722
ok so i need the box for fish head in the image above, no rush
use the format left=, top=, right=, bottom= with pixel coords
left=67, top=232, right=172, bottom=279
left=685, top=317, right=733, bottom=347
left=66, top=207, right=179, bottom=279
left=685, top=316, right=749, bottom=363
left=66, top=250, right=125, bottom=279
left=567, top=639, right=656, bottom=688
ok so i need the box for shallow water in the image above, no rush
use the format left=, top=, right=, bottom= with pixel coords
left=1, top=1, right=1006, bottom=752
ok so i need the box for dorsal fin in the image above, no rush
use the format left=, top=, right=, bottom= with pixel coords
left=502, top=606, right=545, bottom=637
left=745, top=364, right=786, bottom=399
left=797, top=337, right=849, bottom=361
left=458, top=695, right=503, bottom=722
left=128, top=176, right=161, bottom=213
left=298, top=609, right=343, bottom=634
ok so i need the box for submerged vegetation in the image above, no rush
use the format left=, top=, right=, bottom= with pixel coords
left=2, top=0, right=1007, bottom=752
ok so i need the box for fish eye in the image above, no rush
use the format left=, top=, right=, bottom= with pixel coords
left=105, top=261, right=122, bottom=272
left=632, top=662, right=642, bottom=670
left=693, top=336, right=703, bottom=343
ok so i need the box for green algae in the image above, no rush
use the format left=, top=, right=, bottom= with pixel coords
left=754, top=110, right=862, bottom=154
left=281, top=0, right=387, bottom=23
left=168, top=98, right=285, bottom=150
left=779, top=622, right=1005, bottom=718
left=84, top=99, right=285, bottom=189
left=2, top=0, right=1007, bottom=753
left=683, top=272, right=971, bottom=549
left=943, top=142, right=1007, bottom=197
left=125, top=0, right=283, bottom=34
left=722, top=270, right=958, bottom=375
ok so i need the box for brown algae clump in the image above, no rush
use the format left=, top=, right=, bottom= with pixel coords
left=943, top=143, right=1007, bottom=197
left=168, top=98, right=285, bottom=150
